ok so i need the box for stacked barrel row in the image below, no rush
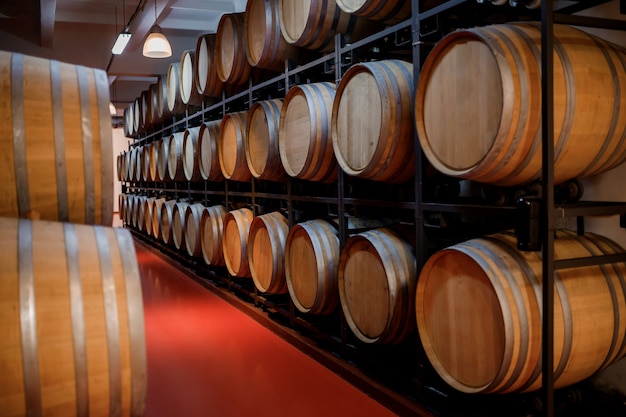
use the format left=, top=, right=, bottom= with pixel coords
left=118, top=59, right=416, bottom=185
left=118, top=0, right=626, bottom=399
left=124, top=0, right=410, bottom=138
left=121, top=194, right=417, bottom=346
left=0, top=51, right=146, bottom=416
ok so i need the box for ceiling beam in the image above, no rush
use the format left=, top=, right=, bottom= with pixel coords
left=39, top=0, right=56, bottom=48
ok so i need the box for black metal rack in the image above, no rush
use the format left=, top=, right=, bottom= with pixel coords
left=122, top=2, right=626, bottom=416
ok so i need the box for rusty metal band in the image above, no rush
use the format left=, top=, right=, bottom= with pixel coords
left=115, top=228, right=147, bottom=417
left=94, top=227, right=122, bottom=416
left=76, top=66, right=96, bottom=224
left=12, top=53, right=30, bottom=216
left=50, top=60, right=69, bottom=222
left=94, top=68, right=114, bottom=226
left=19, top=219, right=41, bottom=416
left=64, top=223, right=89, bottom=417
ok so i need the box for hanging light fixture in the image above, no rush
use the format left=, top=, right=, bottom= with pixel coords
left=112, top=1, right=131, bottom=55
left=143, top=0, right=171, bottom=58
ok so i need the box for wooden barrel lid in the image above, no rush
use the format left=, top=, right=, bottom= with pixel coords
left=417, top=36, right=503, bottom=173
left=334, top=71, right=382, bottom=172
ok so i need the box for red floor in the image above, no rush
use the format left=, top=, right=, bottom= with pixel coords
left=136, top=240, right=399, bottom=417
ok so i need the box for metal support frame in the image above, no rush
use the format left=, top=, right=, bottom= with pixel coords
left=119, top=2, right=626, bottom=415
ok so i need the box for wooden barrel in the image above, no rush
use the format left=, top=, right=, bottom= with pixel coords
left=0, top=217, right=146, bottom=417
left=279, top=82, right=338, bottom=182
left=133, top=195, right=146, bottom=230
left=278, top=0, right=367, bottom=51
left=198, top=121, right=224, bottom=181
left=160, top=199, right=177, bottom=245
left=167, top=132, right=186, bottom=182
left=133, top=97, right=142, bottom=135
left=246, top=99, right=287, bottom=181
left=134, top=146, right=144, bottom=183
left=335, top=0, right=411, bottom=25
left=116, top=154, right=124, bottom=181
left=139, top=196, right=154, bottom=233
left=194, top=34, right=225, bottom=98
left=142, top=143, right=153, bottom=181
left=338, top=228, right=417, bottom=344
left=128, top=148, right=137, bottom=182
left=157, top=136, right=171, bottom=181
left=140, top=90, right=150, bottom=132
left=200, top=205, right=227, bottom=266
left=179, top=50, right=204, bottom=107
left=285, top=219, right=340, bottom=314
left=166, top=62, right=185, bottom=115
left=244, top=0, right=300, bottom=72
left=416, top=230, right=626, bottom=394
left=155, top=74, right=171, bottom=123
left=415, top=23, right=626, bottom=186
left=171, top=202, right=190, bottom=250
left=124, top=105, right=134, bottom=138
left=142, top=197, right=161, bottom=236
left=216, top=13, right=252, bottom=86
left=149, top=140, right=160, bottom=182
left=332, top=60, right=415, bottom=183
left=219, top=111, right=252, bottom=181
left=0, top=51, right=113, bottom=225
left=118, top=193, right=126, bottom=220
left=124, top=151, right=131, bottom=181
left=248, top=211, right=290, bottom=294
left=153, top=199, right=174, bottom=241
left=182, top=126, right=202, bottom=181
left=222, top=208, right=254, bottom=277
left=124, top=194, right=134, bottom=226
left=184, top=203, right=205, bottom=258
left=149, top=82, right=161, bottom=126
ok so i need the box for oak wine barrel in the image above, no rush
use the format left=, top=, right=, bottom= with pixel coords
left=246, top=99, right=287, bottom=181
left=279, top=82, right=338, bottom=182
left=216, top=13, right=252, bottom=86
left=155, top=74, right=171, bottom=123
left=248, top=211, right=290, bottom=294
left=167, top=132, right=186, bottom=182
left=0, top=217, right=146, bottom=417
left=179, top=50, right=204, bottom=107
left=184, top=203, right=205, bottom=258
left=153, top=199, right=175, bottom=241
left=200, top=205, right=228, bottom=266
left=182, top=126, right=202, bottom=181
left=245, top=0, right=300, bottom=72
left=223, top=208, right=254, bottom=277
left=157, top=136, right=171, bottom=181
left=219, top=111, right=252, bottom=181
left=338, top=228, right=417, bottom=344
left=415, top=23, right=626, bottom=186
left=194, top=34, right=225, bottom=98
left=416, top=230, right=626, bottom=394
left=285, top=219, right=340, bottom=314
left=278, top=0, right=368, bottom=51
left=171, top=201, right=190, bottom=250
left=160, top=199, right=178, bottom=245
left=142, top=143, right=152, bottom=182
left=166, top=62, right=185, bottom=115
left=198, top=121, right=224, bottom=181
left=149, top=140, right=160, bottom=182
left=0, top=51, right=113, bottom=225
left=335, top=0, right=411, bottom=25
left=332, top=60, right=415, bottom=183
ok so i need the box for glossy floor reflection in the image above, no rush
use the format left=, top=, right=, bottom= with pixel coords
left=136, top=240, right=397, bottom=417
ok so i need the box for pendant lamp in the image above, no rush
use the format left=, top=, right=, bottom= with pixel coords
left=143, top=0, right=171, bottom=58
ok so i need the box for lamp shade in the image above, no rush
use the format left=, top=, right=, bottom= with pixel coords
left=143, top=25, right=172, bottom=58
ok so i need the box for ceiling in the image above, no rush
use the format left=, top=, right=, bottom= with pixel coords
left=0, top=0, right=248, bottom=116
